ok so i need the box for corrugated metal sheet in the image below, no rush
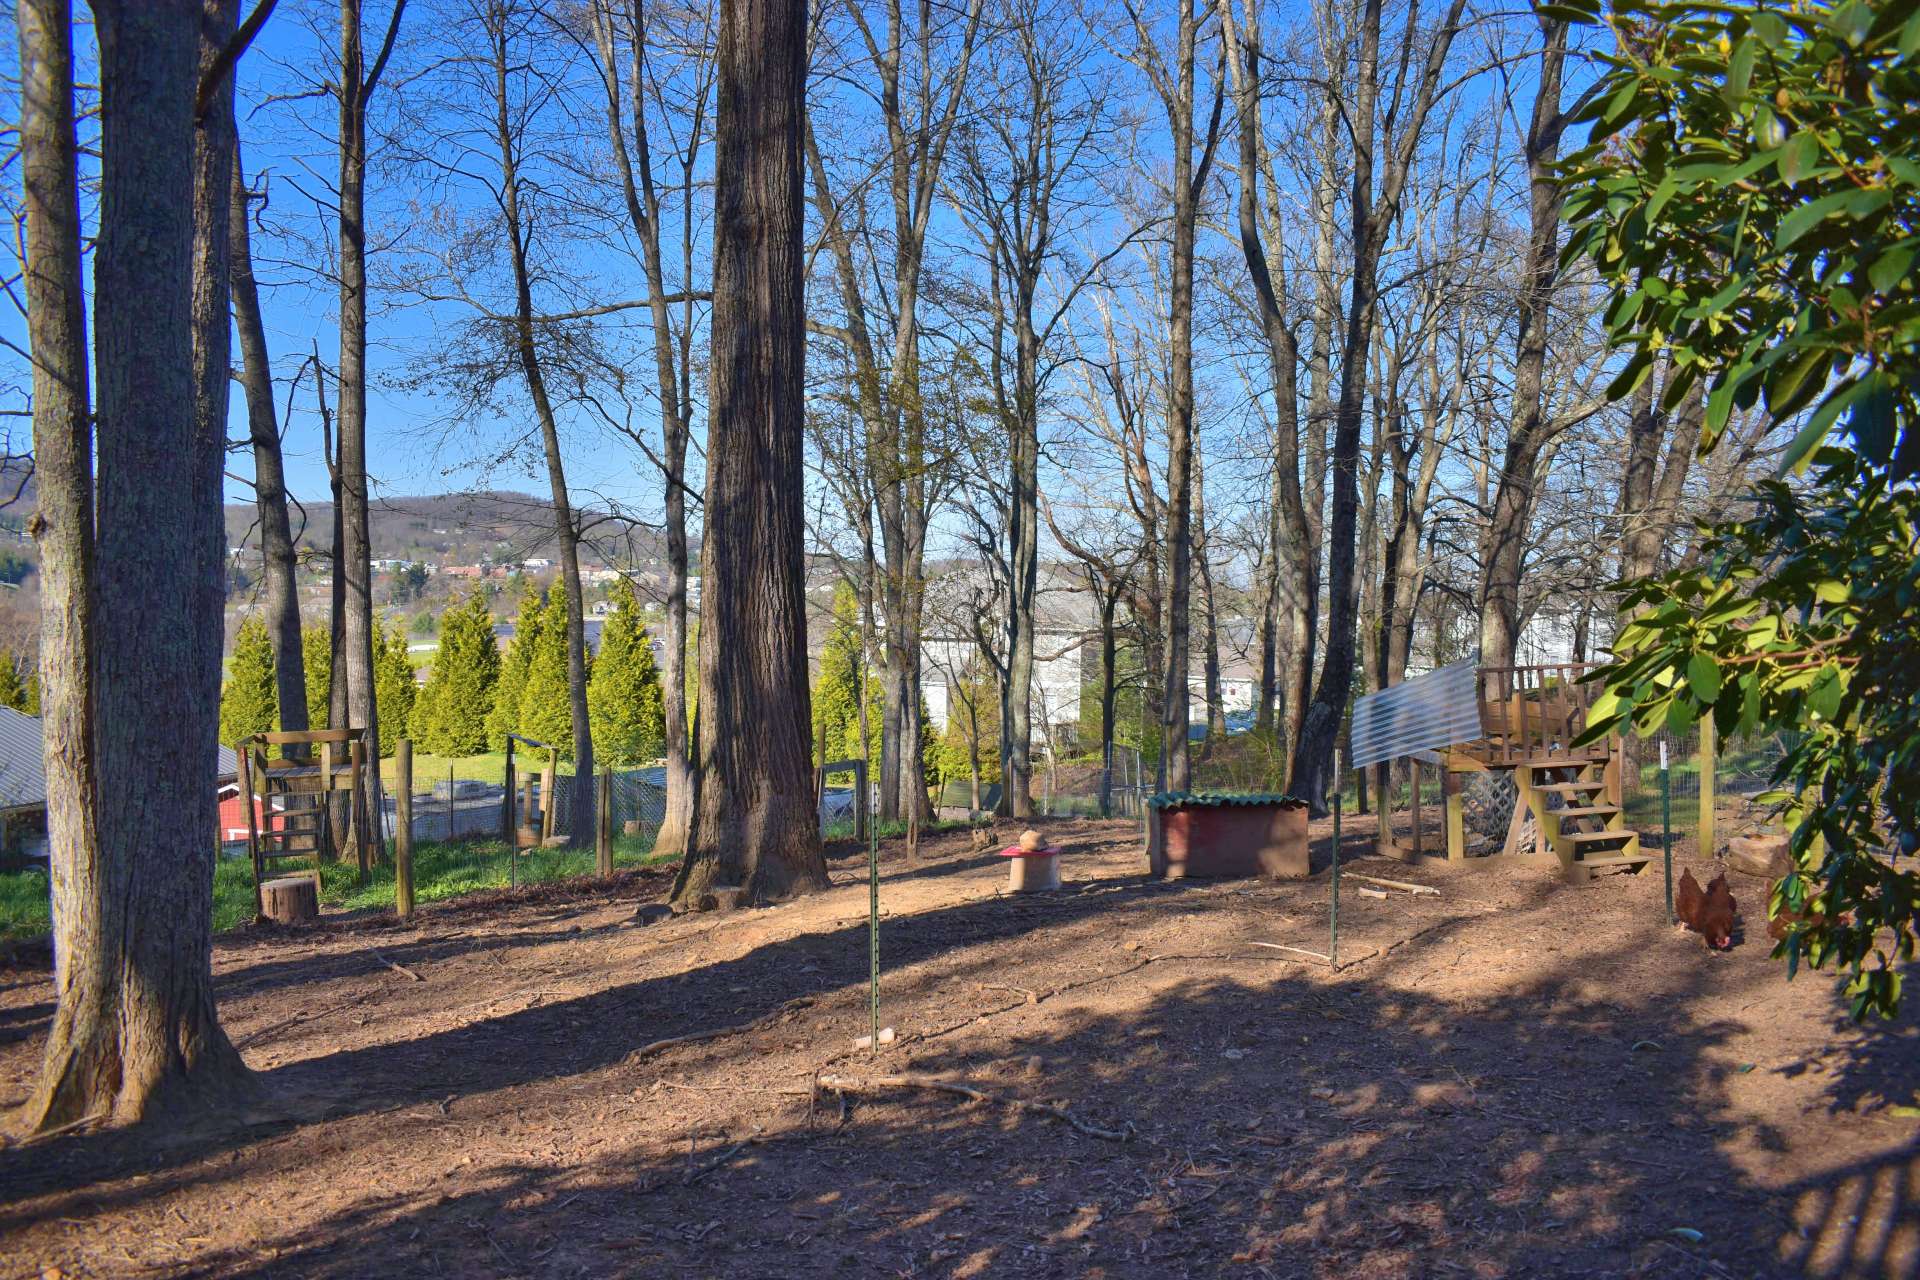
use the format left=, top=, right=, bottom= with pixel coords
left=1349, top=658, right=1483, bottom=770
left=0, top=707, right=240, bottom=813
left=0, top=706, right=47, bottom=812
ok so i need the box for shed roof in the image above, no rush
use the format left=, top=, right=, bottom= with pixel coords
left=0, top=706, right=239, bottom=813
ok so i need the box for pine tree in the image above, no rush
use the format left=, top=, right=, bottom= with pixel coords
left=0, top=649, right=27, bottom=712
left=373, top=619, right=416, bottom=757
left=588, top=578, right=664, bottom=766
left=302, top=624, right=331, bottom=730
left=414, top=591, right=499, bottom=754
left=519, top=586, right=580, bottom=756
left=487, top=586, right=542, bottom=744
left=21, top=670, right=39, bottom=717
left=220, top=618, right=279, bottom=746
left=811, top=582, right=881, bottom=766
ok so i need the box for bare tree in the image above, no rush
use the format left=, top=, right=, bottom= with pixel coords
left=1290, top=0, right=1468, bottom=808
left=1476, top=17, right=1566, bottom=668
left=333, top=0, right=408, bottom=835
left=389, top=0, right=600, bottom=842
left=1120, top=0, right=1223, bottom=793
left=586, top=0, right=711, bottom=858
left=229, top=140, right=309, bottom=749
left=807, top=0, right=984, bottom=823
left=946, top=0, right=1117, bottom=816
left=668, top=0, right=824, bottom=907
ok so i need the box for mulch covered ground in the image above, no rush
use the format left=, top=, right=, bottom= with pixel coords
left=1, top=816, right=1915, bottom=1278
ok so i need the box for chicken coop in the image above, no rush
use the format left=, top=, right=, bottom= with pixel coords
left=1349, top=659, right=1647, bottom=882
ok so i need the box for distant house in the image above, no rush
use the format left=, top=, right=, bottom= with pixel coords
left=520, top=558, right=552, bottom=571
left=0, top=706, right=245, bottom=859
left=443, top=564, right=484, bottom=579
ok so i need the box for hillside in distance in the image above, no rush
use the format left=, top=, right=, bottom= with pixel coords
left=222, top=491, right=668, bottom=570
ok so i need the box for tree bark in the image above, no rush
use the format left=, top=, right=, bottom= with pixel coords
left=230, top=141, right=308, bottom=748
left=1477, top=19, right=1567, bottom=668
left=24, top=0, right=249, bottom=1130
left=668, top=0, right=825, bottom=908
left=17, top=0, right=107, bottom=1133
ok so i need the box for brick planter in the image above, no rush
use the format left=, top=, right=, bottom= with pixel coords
left=1149, top=793, right=1310, bottom=880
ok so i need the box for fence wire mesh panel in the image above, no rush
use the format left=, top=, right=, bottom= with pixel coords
left=361, top=749, right=678, bottom=914
left=1624, top=727, right=1699, bottom=855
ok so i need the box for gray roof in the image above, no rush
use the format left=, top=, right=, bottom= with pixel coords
left=0, top=706, right=239, bottom=813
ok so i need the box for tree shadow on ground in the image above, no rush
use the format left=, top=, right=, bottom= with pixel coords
left=44, top=933, right=1917, bottom=1278
left=3, top=854, right=1915, bottom=1279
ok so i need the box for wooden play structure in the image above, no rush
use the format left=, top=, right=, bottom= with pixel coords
left=236, top=728, right=378, bottom=919
left=1350, top=659, right=1649, bottom=882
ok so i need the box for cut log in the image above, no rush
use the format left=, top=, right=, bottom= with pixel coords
left=261, top=875, right=319, bottom=925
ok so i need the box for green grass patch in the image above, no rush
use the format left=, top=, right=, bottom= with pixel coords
left=0, top=833, right=674, bottom=941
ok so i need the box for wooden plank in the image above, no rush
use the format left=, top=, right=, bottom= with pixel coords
left=241, top=745, right=264, bottom=917
left=395, top=739, right=414, bottom=919
left=597, top=767, right=613, bottom=878
left=252, top=728, right=364, bottom=746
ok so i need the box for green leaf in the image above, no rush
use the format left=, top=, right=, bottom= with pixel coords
left=1687, top=654, right=1723, bottom=702
left=1779, top=131, right=1819, bottom=183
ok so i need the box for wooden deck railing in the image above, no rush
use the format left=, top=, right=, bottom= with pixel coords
left=1473, top=663, right=1611, bottom=765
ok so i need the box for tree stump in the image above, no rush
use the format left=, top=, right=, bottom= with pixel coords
left=262, top=876, right=319, bottom=925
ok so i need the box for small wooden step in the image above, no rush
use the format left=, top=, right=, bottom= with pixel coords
left=1567, top=829, right=1635, bottom=844
left=1577, top=852, right=1650, bottom=868
left=1537, top=781, right=1605, bottom=795
left=1554, top=805, right=1619, bottom=819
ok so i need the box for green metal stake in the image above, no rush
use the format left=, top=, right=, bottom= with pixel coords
left=1661, top=739, right=1674, bottom=924
left=868, top=800, right=881, bottom=1049
left=1330, top=751, right=1342, bottom=970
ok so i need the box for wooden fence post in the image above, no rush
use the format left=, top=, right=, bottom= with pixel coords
left=597, top=767, right=613, bottom=878
left=1698, top=717, right=1717, bottom=856
left=541, top=749, right=557, bottom=841
left=395, top=738, right=415, bottom=919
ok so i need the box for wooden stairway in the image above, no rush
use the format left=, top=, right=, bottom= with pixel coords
left=1528, top=761, right=1649, bottom=882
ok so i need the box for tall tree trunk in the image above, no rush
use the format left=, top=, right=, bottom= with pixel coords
left=230, top=141, right=308, bottom=748
left=490, top=8, right=593, bottom=845
left=592, top=0, right=697, bottom=855
left=1194, top=443, right=1226, bottom=748
left=669, top=0, right=824, bottom=908
left=1003, top=366, right=1038, bottom=816
left=337, top=0, right=378, bottom=826
left=26, top=0, right=250, bottom=1130
left=1139, top=0, right=1219, bottom=793
left=1618, top=367, right=1702, bottom=583
left=1291, top=0, right=1466, bottom=807
left=1220, top=0, right=1307, bottom=746
left=18, top=0, right=106, bottom=1133
left=1477, top=19, right=1566, bottom=668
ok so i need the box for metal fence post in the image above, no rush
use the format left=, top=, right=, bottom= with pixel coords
left=1661, top=739, right=1674, bottom=924
left=1331, top=750, right=1342, bottom=970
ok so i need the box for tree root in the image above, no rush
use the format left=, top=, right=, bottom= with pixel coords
left=817, top=1072, right=1131, bottom=1142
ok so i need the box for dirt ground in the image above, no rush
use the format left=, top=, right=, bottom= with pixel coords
left=2, top=817, right=1917, bottom=1279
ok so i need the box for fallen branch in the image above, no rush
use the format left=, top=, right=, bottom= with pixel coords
left=1249, top=941, right=1332, bottom=964
left=1343, top=873, right=1440, bottom=896
left=1354, top=886, right=1389, bottom=899
left=13, top=1110, right=110, bottom=1146
left=818, top=1073, right=1130, bottom=1142
left=374, top=950, right=424, bottom=982
left=629, top=1022, right=760, bottom=1062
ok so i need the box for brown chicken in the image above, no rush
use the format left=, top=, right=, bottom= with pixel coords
left=1675, top=868, right=1737, bottom=950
